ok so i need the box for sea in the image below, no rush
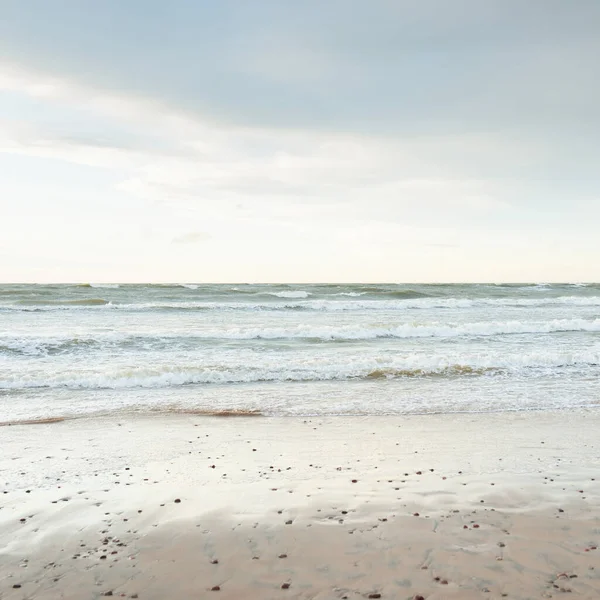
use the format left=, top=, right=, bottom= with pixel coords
left=1, top=283, right=599, bottom=422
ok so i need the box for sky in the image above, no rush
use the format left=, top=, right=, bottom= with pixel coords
left=1, top=0, right=599, bottom=283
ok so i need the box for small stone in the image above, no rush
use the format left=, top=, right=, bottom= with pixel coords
left=211, top=559, right=219, bottom=564
left=281, top=583, right=290, bottom=589
left=278, top=554, right=287, bottom=559
left=351, top=479, right=358, bottom=483
left=413, top=596, right=425, bottom=600
left=285, top=520, right=293, bottom=525
left=413, top=512, right=419, bottom=517
left=368, top=594, right=381, bottom=599
left=13, top=585, right=22, bottom=589
left=174, top=499, right=181, bottom=503
left=104, top=592, right=113, bottom=597
left=211, top=586, right=220, bottom=591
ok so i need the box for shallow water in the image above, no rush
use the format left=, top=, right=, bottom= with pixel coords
left=1, top=283, right=599, bottom=420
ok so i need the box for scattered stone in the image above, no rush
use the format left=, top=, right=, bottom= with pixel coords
left=278, top=554, right=288, bottom=559
left=368, top=594, right=381, bottom=599
left=211, top=586, right=220, bottom=591
left=281, top=583, right=291, bottom=589
left=174, top=499, right=181, bottom=503
left=211, top=559, right=219, bottom=564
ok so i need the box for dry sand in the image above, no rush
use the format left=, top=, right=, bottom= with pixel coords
left=1, top=409, right=599, bottom=599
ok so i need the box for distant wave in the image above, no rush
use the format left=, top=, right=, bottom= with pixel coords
left=3, top=295, right=600, bottom=312
left=12, top=298, right=111, bottom=307
left=1, top=350, right=598, bottom=390
left=179, top=284, right=199, bottom=289
left=268, top=290, right=311, bottom=298
left=78, top=283, right=120, bottom=289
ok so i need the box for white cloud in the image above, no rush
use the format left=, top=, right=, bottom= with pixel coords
left=0, top=60, right=597, bottom=282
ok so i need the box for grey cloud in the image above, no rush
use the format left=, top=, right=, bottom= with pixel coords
left=1, top=0, right=598, bottom=138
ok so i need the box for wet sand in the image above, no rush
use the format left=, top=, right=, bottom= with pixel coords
left=1, top=409, right=599, bottom=599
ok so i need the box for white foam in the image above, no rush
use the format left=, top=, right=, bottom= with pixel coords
left=179, top=284, right=199, bottom=289
left=268, top=291, right=311, bottom=299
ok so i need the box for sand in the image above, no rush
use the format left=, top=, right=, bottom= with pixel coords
left=1, top=409, right=599, bottom=599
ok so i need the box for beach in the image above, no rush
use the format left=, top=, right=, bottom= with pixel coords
left=2, top=409, right=599, bottom=599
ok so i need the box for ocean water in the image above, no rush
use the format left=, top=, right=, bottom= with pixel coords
left=1, top=283, right=599, bottom=421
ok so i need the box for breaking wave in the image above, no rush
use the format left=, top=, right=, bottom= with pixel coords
left=2, top=318, right=600, bottom=356
left=1, top=350, right=598, bottom=390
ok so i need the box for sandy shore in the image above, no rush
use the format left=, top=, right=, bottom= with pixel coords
left=1, top=409, right=599, bottom=599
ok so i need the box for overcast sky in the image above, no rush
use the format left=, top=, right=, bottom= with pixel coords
left=1, top=0, right=599, bottom=282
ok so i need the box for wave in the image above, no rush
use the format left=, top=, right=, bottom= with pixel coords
left=1, top=350, right=598, bottom=390
left=179, top=284, right=198, bottom=290
left=12, top=298, right=110, bottom=307
left=77, top=283, right=120, bottom=289
left=268, top=291, right=311, bottom=299
left=3, top=294, right=600, bottom=312
left=2, top=318, right=599, bottom=355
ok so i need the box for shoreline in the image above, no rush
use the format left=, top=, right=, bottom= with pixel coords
left=1, top=411, right=599, bottom=598
left=2, top=403, right=600, bottom=428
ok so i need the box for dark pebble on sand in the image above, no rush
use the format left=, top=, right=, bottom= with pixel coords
left=211, top=559, right=219, bottom=564
left=211, top=586, right=220, bottom=591
left=368, top=594, right=381, bottom=599
left=13, top=585, right=22, bottom=589
left=281, top=583, right=291, bottom=589
left=104, top=592, right=113, bottom=597
left=351, top=479, right=358, bottom=483
left=285, top=520, right=293, bottom=525
left=413, top=596, right=425, bottom=600
left=278, top=554, right=287, bottom=559
left=174, top=499, right=181, bottom=503
left=413, top=513, right=419, bottom=517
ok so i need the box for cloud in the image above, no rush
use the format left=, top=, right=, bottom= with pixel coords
left=0, top=61, right=525, bottom=224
